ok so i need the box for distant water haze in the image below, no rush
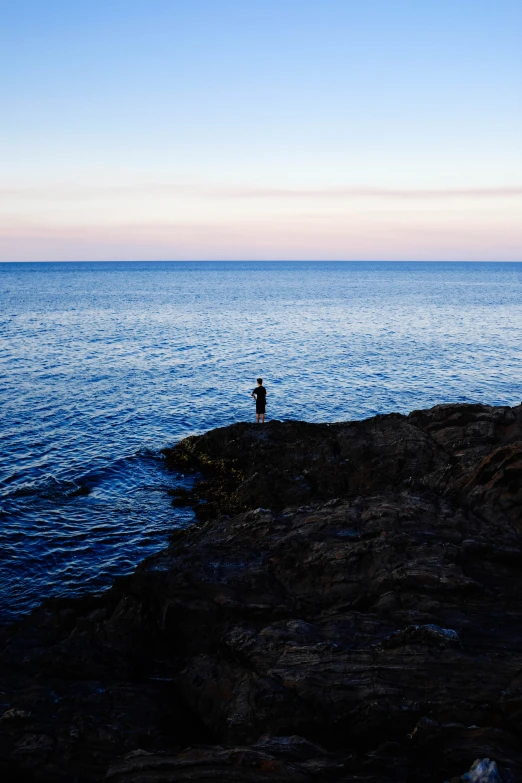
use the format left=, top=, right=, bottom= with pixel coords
left=1, top=261, right=521, bottom=621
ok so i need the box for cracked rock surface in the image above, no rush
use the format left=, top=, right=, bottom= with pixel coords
left=1, top=403, right=522, bottom=782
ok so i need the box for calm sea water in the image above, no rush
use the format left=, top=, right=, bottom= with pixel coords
left=1, top=261, right=521, bottom=622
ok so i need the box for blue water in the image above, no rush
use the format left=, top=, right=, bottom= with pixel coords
left=1, top=261, right=521, bottom=622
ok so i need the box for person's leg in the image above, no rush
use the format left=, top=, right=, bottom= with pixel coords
left=261, top=413, right=265, bottom=423
left=256, top=413, right=260, bottom=423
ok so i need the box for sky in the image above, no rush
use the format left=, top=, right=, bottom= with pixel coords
left=1, top=0, right=521, bottom=261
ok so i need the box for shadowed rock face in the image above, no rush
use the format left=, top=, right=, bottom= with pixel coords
left=1, top=403, right=522, bottom=782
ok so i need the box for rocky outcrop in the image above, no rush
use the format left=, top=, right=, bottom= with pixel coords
left=1, top=403, right=522, bottom=782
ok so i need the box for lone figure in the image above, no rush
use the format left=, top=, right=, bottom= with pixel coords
left=251, top=378, right=267, bottom=423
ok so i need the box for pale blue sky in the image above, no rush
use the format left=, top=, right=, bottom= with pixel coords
left=1, top=0, right=521, bottom=260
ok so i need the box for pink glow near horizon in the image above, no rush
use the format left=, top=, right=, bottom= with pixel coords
left=1, top=183, right=521, bottom=261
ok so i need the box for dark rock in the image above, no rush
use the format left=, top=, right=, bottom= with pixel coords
left=2, top=403, right=522, bottom=781
left=105, top=745, right=313, bottom=782
left=378, top=623, right=460, bottom=649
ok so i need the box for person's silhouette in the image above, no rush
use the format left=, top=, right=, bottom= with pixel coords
left=251, top=378, right=267, bottom=423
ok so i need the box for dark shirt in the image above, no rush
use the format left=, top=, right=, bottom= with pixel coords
left=253, top=386, right=266, bottom=403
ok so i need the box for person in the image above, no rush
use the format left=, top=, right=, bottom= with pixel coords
left=251, top=378, right=267, bottom=423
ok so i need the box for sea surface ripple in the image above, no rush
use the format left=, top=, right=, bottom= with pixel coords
left=1, top=261, right=521, bottom=621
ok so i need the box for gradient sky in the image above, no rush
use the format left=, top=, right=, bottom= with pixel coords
left=1, top=0, right=521, bottom=261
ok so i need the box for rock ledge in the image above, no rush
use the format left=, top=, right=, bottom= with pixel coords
left=1, top=403, right=522, bottom=782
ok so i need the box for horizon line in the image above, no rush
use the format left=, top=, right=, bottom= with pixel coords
left=2, top=259, right=522, bottom=265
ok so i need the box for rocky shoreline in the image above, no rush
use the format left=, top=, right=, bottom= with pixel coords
left=1, top=403, right=522, bottom=782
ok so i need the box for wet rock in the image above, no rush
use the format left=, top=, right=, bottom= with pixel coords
left=379, top=623, right=460, bottom=649
left=168, top=487, right=194, bottom=507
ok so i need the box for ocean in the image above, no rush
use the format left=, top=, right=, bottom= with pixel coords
left=1, top=261, right=521, bottom=622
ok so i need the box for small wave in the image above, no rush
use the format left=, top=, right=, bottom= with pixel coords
left=4, top=476, right=91, bottom=501
left=1, top=448, right=174, bottom=504
left=135, top=446, right=166, bottom=459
